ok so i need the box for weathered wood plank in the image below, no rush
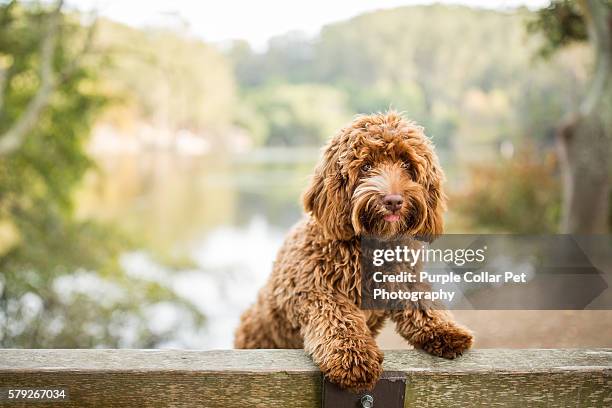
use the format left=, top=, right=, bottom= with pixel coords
left=396, top=349, right=612, bottom=407
left=1, top=350, right=321, bottom=408
left=0, top=349, right=610, bottom=407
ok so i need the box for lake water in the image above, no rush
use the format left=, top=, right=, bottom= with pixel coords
left=77, top=148, right=319, bottom=348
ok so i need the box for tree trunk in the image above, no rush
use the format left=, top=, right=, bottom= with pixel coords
left=557, top=0, right=612, bottom=233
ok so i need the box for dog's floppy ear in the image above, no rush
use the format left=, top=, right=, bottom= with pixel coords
left=303, top=140, right=354, bottom=240
left=415, top=151, right=446, bottom=242
left=303, top=162, right=325, bottom=215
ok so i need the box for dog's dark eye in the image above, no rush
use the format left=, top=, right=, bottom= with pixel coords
left=401, top=161, right=411, bottom=170
left=361, top=163, right=372, bottom=172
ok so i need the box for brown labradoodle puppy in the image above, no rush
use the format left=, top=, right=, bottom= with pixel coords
left=234, top=111, right=473, bottom=391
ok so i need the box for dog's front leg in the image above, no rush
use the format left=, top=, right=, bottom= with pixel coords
left=391, top=308, right=473, bottom=358
left=298, top=291, right=383, bottom=392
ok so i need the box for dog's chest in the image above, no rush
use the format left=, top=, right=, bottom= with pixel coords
left=316, top=240, right=363, bottom=301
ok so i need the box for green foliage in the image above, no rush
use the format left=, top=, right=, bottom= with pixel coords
left=0, top=1, right=204, bottom=347
left=452, top=147, right=561, bottom=233
left=240, top=83, right=351, bottom=145
left=526, top=0, right=588, bottom=58
left=228, top=33, right=315, bottom=88
left=229, top=5, right=587, bottom=150
left=96, top=19, right=236, bottom=131
left=527, top=0, right=612, bottom=58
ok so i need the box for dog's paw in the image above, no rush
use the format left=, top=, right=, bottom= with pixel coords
left=418, top=323, right=473, bottom=359
left=321, top=342, right=384, bottom=392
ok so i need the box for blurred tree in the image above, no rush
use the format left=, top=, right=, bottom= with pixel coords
left=227, top=40, right=264, bottom=87
left=95, top=19, right=236, bottom=132
left=232, top=5, right=586, bottom=154
left=529, top=0, right=612, bottom=233
left=313, top=5, right=533, bottom=121
left=0, top=1, right=204, bottom=347
left=243, top=83, right=350, bottom=145
left=453, top=148, right=561, bottom=233
left=0, top=0, right=64, bottom=155
left=227, top=34, right=315, bottom=88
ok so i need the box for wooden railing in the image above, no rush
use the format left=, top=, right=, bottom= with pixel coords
left=1, top=349, right=611, bottom=407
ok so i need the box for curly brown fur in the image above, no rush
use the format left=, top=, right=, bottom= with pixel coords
left=234, top=111, right=473, bottom=392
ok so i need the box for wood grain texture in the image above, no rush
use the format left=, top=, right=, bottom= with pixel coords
left=0, top=349, right=610, bottom=407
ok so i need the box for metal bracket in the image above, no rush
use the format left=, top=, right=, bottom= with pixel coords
left=322, top=371, right=406, bottom=408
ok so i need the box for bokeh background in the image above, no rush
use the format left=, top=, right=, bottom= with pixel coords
left=1, top=0, right=610, bottom=349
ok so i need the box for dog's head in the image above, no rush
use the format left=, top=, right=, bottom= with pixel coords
left=303, top=111, right=445, bottom=241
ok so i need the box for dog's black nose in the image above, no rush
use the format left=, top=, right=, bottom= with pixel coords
left=383, top=194, right=403, bottom=212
